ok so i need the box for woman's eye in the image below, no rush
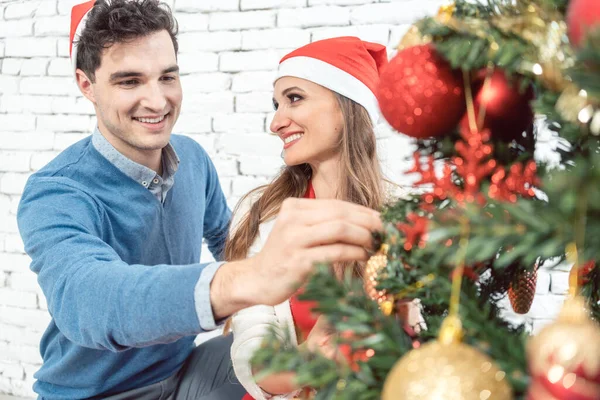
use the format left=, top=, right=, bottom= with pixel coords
left=272, top=100, right=279, bottom=111
left=288, top=94, right=303, bottom=103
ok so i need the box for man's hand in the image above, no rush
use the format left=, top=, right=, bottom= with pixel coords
left=249, top=198, right=381, bottom=306
left=210, top=198, right=382, bottom=319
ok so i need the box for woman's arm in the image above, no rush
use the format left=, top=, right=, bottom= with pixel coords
left=231, top=302, right=300, bottom=399
left=233, top=310, right=343, bottom=398
left=254, top=366, right=300, bottom=395
left=230, top=216, right=301, bottom=399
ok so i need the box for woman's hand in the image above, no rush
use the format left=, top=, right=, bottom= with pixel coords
left=302, top=316, right=347, bottom=364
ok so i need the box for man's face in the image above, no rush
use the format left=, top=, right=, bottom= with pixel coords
left=80, top=30, right=182, bottom=165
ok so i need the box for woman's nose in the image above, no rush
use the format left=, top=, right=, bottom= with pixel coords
left=270, top=109, right=291, bottom=133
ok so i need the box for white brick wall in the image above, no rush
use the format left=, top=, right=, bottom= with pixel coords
left=0, top=0, right=568, bottom=397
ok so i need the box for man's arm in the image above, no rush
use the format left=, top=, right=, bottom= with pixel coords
left=200, top=141, right=231, bottom=261
left=18, top=178, right=211, bottom=351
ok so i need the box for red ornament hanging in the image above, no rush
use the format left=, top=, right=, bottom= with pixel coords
left=376, top=44, right=465, bottom=138
left=407, top=152, right=437, bottom=186
left=567, top=0, right=600, bottom=47
left=460, top=69, right=534, bottom=141
left=396, top=213, right=429, bottom=251
left=407, top=120, right=499, bottom=206
left=489, top=160, right=539, bottom=203
left=579, top=260, right=596, bottom=285
left=453, top=124, right=497, bottom=204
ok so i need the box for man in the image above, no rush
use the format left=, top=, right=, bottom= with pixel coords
left=16, top=0, right=382, bottom=399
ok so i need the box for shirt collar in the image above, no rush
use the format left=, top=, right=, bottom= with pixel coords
left=162, top=141, right=180, bottom=179
left=92, top=128, right=180, bottom=189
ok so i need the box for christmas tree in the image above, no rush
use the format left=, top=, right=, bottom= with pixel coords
left=252, top=0, right=600, bottom=398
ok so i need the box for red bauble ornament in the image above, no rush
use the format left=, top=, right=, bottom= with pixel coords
left=567, top=0, right=600, bottom=47
left=579, top=260, right=596, bottom=285
left=460, top=69, right=534, bottom=141
left=377, top=44, right=465, bottom=138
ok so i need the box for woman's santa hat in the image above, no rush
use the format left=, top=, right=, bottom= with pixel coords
left=69, top=0, right=96, bottom=77
left=275, top=36, right=388, bottom=124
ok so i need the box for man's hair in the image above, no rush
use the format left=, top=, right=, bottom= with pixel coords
left=75, top=0, right=179, bottom=82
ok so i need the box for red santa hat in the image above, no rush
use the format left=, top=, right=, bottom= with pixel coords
left=276, top=36, right=388, bottom=124
left=69, top=0, right=96, bottom=77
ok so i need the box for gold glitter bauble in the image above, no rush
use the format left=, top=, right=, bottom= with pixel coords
left=364, top=244, right=391, bottom=305
left=436, top=2, right=456, bottom=23
left=397, top=25, right=431, bottom=51
left=490, top=4, right=573, bottom=91
left=381, top=340, right=513, bottom=400
left=536, top=19, right=573, bottom=92
left=526, top=296, right=600, bottom=400
left=555, top=84, right=589, bottom=123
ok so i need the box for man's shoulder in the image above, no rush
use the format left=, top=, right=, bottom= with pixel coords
left=34, top=135, right=94, bottom=179
left=170, top=134, right=209, bottom=158
left=25, top=135, right=109, bottom=202
left=170, top=134, right=216, bottom=176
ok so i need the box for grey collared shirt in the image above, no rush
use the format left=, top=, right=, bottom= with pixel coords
left=92, top=128, right=179, bottom=203
left=92, top=128, right=224, bottom=331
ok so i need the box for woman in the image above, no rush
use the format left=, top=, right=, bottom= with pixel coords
left=226, top=36, right=389, bottom=400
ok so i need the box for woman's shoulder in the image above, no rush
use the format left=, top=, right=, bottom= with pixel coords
left=229, top=190, right=262, bottom=237
left=229, top=188, right=278, bottom=239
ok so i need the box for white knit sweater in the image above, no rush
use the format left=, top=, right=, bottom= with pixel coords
left=230, top=211, right=300, bottom=399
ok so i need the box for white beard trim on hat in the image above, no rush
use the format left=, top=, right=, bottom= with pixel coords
left=276, top=56, right=382, bottom=125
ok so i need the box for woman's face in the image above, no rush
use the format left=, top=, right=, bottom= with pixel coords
left=270, top=76, right=344, bottom=167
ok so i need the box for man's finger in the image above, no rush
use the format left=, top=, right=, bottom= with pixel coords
left=284, top=201, right=382, bottom=232
left=284, top=197, right=380, bottom=217
left=302, top=244, right=370, bottom=266
left=296, top=221, right=374, bottom=250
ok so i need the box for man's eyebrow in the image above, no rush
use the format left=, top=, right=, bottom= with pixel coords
left=109, top=66, right=179, bottom=82
left=109, top=71, right=143, bottom=81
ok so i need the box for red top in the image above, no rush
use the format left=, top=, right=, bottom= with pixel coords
left=241, top=181, right=318, bottom=400
left=288, top=182, right=319, bottom=341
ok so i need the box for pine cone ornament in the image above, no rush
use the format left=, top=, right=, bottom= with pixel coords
left=508, top=261, right=539, bottom=314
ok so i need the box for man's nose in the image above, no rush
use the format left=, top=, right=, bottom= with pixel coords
left=140, top=82, right=168, bottom=112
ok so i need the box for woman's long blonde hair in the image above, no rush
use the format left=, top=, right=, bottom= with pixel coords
left=224, top=93, right=385, bottom=273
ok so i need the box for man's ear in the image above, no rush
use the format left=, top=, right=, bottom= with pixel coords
left=76, top=69, right=96, bottom=103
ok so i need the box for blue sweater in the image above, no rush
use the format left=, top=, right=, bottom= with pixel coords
left=17, top=134, right=231, bottom=399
